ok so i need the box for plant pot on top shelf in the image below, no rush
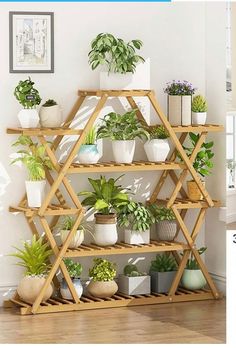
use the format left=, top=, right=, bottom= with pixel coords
left=118, top=264, right=150, bottom=295
left=144, top=125, right=170, bottom=162
left=78, top=127, right=100, bottom=164
left=149, top=204, right=177, bottom=241
left=39, top=99, right=62, bottom=128
left=60, top=259, right=83, bottom=300
left=191, top=95, right=207, bottom=125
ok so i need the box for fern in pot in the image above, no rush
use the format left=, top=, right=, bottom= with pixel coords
left=14, top=77, right=41, bottom=128
left=118, top=201, right=155, bottom=244
left=149, top=204, right=177, bottom=241
left=191, top=95, right=207, bottom=125
left=87, top=258, right=118, bottom=298
left=78, top=127, right=100, bottom=164
left=11, top=136, right=53, bottom=207
left=97, top=109, right=149, bottom=163
left=78, top=175, right=129, bottom=246
left=144, top=125, right=170, bottom=162
left=9, top=236, right=53, bottom=304
left=39, top=99, right=62, bottom=128
left=60, top=259, right=83, bottom=300
left=118, top=264, right=150, bottom=295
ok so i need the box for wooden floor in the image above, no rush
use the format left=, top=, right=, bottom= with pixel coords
left=0, top=299, right=225, bottom=344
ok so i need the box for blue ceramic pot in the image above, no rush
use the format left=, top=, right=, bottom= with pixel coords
left=78, top=144, right=100, bottom=164
left=60, top=278, right=83, bottom=300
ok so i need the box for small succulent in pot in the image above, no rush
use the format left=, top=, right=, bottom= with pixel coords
left=118, top=264, right=150, bottom=295
left=144, top=125, right=170, bottom=162
left=78, top=126, right=100, bottom=164
left=191, top=95, right=207, bottom=125
left=39, top=98, right=62, bottom=128
left=149, top=204, right=177, bottom=241
left=60, top=258, right=83, bottom=299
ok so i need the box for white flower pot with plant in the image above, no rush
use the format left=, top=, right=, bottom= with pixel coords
left=149, top=254, right=177, bottom=293
left=118, top=264, right=150, bottom=295
left=60, top=259, right=83, bottom=300
left=39, top=99, right=62, bottom=128
left=10, top=236, right=53, bottom=304
left=191, top=95, right=207, bottom=125
left=97, top=109, right=149, bottom=164
left=87, top=258, right=118, bottom=298
left=144, top=125, right=170, bottom=162
left=78, top=127, right=100, bottom=164
left=79, top=175, right=129, bottom=246
left=181, top=247, right=207, bottom=290
left=118, top=201, right=154, bottom=245
left=149, top=204, right=177, bottom=241
left=227, top=159, right=236, bottom=189
left=11, top=135, right=53, bottom=207
left=88, top=33, right=145, bottom=90
left=14, top=77, right=41, bottom=128
left=59, top=216, right=85, bottom=249
left=164, top=80, right=196, bottom=126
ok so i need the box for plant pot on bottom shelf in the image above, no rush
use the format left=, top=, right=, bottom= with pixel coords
left=118, top=264, right=150, bottom=295
left=94, top=213, right=118, bottom=246
left=25, top=180, right=46, bottom=208
left=149, top=254, right=177, bottom=293
left=60, top=259, right=83, bottom=299
left=39, top=100, right=62, bottom=128
left=17, top=276, right=53, bottom=304
left=124, top=229, right=150, bottom=245
left=187, top=180, right=205, bottom=201
left=181, top=269, right=207, bottom=290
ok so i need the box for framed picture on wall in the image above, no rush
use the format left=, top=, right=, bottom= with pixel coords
left=9, top=11, right=54, bottom=73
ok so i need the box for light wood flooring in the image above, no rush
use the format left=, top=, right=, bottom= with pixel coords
left=0, top=299, right=225, bottom=344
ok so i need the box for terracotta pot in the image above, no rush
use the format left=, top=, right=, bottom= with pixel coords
left=87, top=279, right=118, bottom=298
left=94, top=214, right=117, bottom=246
left=187, top=180, right=205, bottom=200
left=17, top=275, right=53, bottom=304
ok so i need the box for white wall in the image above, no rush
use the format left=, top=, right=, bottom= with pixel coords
left=0, top=1, right=226, bottom=303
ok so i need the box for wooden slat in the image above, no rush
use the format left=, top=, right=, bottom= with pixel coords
left=6, top=127, right=83, bottom=136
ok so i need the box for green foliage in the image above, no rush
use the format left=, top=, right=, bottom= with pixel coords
left=123, top=264, right=145, bottom=277
left=88, top=33, right=145, bottom=74
left=9, top=235, right=52, bottom=276
left=59, top=216, right=77, bottom=230
left=89, top=258, right=116, bottom=281
left=149, top=125, right=169, bottom=140
left=149, top=204, right=176, bottom=222
left=42, top=99, right=57, bottom=107
left=11, top=135, right=53, bottom=181
left=149, top=253, right=177, bottom=273
left=83, top=127, right=97, bottom=145
left=164, top=80, right=196, bottom=96
left=78, top=175, right=130, bottom=215
left=192, top=95, right=207, bottom=113
left=14, top=77, right=41, bottom=108
left=183, top=247, right=207, bottom=270
left=118, top=201, right=155, bottom=232
left=97, top=110, right=149, bottom=141
left=64, top=258, right=82, bottom=278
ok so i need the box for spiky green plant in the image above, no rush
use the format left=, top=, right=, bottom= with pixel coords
left=42, top=99, right=57, bottom=107
left=14, top=77, right=41, bottom=109
left=192, top=95, right=207, bottom=113
left=83, top=127, right=97, bottom=145
left=9, top=236, right=52, bottom=276
left=149, top=254, right=177, bottom=273
left=89, top=258, right=116, bottom=281
left=149, top=125, right=169, bottom=140
left=64, top=258, right=82, bottom=278
left=123, top=264, right=145, bottom=277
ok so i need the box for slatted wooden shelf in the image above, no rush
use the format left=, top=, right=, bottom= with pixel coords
left=7, top=127, right=82, bottom=136
left=155, top=198, right=221, bottom=209
left=171, top=124, right=224, bottom=133
left=78, top=89, right=152, bottom=97
left=9, top=204, right=80, bottom=217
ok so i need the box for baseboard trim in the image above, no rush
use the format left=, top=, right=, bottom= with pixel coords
left=0, top=285, right=17, bottom=307
left=210, top=273, right=226, bottom=294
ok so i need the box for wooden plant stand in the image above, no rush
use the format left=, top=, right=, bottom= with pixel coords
left=5, top=89, right=223, bottom=315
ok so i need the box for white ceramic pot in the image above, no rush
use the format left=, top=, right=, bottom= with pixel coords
left=60, top=278, right=83, bottom=300
left=60, top=229, right=84, bottom=249
left=124, top=229, right=150, bottom=245
left=87, top=279, right=118, bottom=298
left=77, top=144, right=100, bottom=164
left=94, top=214, right=118, bottom=246
left=168, top=95, right=192, bottom=126
left=17, top=275, right=53, bottom=304
left=144, top=139, right=170, bottom=162
left=39, top=105, right=62, bottom=128
left=181, top=269, right=207, bottom=290
left=156, top=220, right=177, bottom=241
left=100, top=72, right=134, bottom=90
left=192, top=112, right=207, bottom=125
left=112, top=140, right=135, bottom=163
left=25, top=180, right=46, bottom=208
left=17, top=109, right=39, bottom=128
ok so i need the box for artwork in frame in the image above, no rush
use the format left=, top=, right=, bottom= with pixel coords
left=9, top=11, right=54, bottom=73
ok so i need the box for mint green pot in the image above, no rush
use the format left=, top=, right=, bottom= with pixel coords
left=181, top=269, right=207, bottom=290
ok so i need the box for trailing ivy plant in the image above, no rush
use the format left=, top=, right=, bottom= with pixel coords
left=88, top=33, right=145, bottom=74
left=64, top=258, right=83, bottom=278
left=148, top=204, right=176, bottom=222
left=149, top=253, right=177, bottom=273
left=89, top=258, right=116, bottom=281
left=14, top=77, right=41, bottom=109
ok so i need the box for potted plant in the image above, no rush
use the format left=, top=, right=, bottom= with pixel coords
left=39, top=99, right=62, bottom=128
left=14, top=77, right=41, bottom=128
left=87, top=258, right=118, bottom=298
left=60, top=258, right=83, bottom=300
left=149, top=253, right=177, bottom=293
left=181, top=247, right=207, bottom=290
left=191, top=95, right=208, bottom=125
left=183, top=133, right=214, bottom=200
left=118, top=264, right=150, bottom=295
left=58, top=216, right=85, bottom=249
left=149, top=204, right=177, bottom=241
left=164, top=80, right=196, bottom=126
left=78, top=126, right=100, bottom=164
left=78, top=175, right=129, bottom=246
left=118, top=201, right=155, bottom=244
left=9, top=236, right=53, bottom=304
left=11, top=135, right=53, bottom=207
left=88, top=33, right=145, bottom=90
left=144, top=125, right=170, bottom=162
left=97, top=110, right=149, bottom=163
left=227, top=159, right=236, bottom=188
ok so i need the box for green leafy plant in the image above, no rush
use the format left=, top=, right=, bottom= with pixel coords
left=97, top=110, right=149, bottom=141
left=88, top=33, right=145, bottom=74
left=14, top=77, right=41, bottom=109
left=183, top=247, right=207, bottom=270
left=64, top=258, right=82, bottom=278
left=42, top=99, right=57, bottom=107
left=149, top=204, right=176, bottom=222
left=164, top=80, right=196, bottom=96
left=118, top=201, right=155, bottom=232
left=9, top=235, right=52, bottom=276
left=149, top=253, right=177, bottom=273
left=11, top=135, right=53, bottom=181
left=83, top=127, right=97, bottom=145
left=123, top=264, right=145, bottom=277
left=192, top=95, right=207, bottom=113
left=89, top=258, right=116, bottom=281
left=149, top=125, right=169, bottom=140
left=78, top=175, right=130, bottom=215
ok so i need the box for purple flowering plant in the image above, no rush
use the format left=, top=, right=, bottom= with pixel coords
left=164, top=80, right=196, bottom=96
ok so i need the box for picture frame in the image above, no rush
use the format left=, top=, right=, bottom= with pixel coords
left=9, top=11, right=54, bottom=73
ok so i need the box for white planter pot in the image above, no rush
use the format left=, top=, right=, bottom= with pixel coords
left=17, top=275, right=53, bottom=304
left=17, top=109, right=39, bottom=128
left=156, top=220, right=177, bottom=241
left=25, top=180, right=46, bottom=208
left=94, top=214, right=118, bottom=246
left=124, top=229, right=150, bottom=245
left=112, top=140, right=135, bottom=164
left=168, top=95, right=192, bottom=126
left=181, top=269, right=207, bottom=290
left=60, top=229, right=84, bottom=249
left=77, top=144, right=100, bottom=164
left=100, top=70, right=150, bottom=90
left=39, top=105, right=62, bottom=128
left=192, top=112, right=207, bottom=125
left=144, top=139, right=170, bottom=162
left=60, top=278, right=83, bottom=300
left=118, top=275, right=151, bottom=295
